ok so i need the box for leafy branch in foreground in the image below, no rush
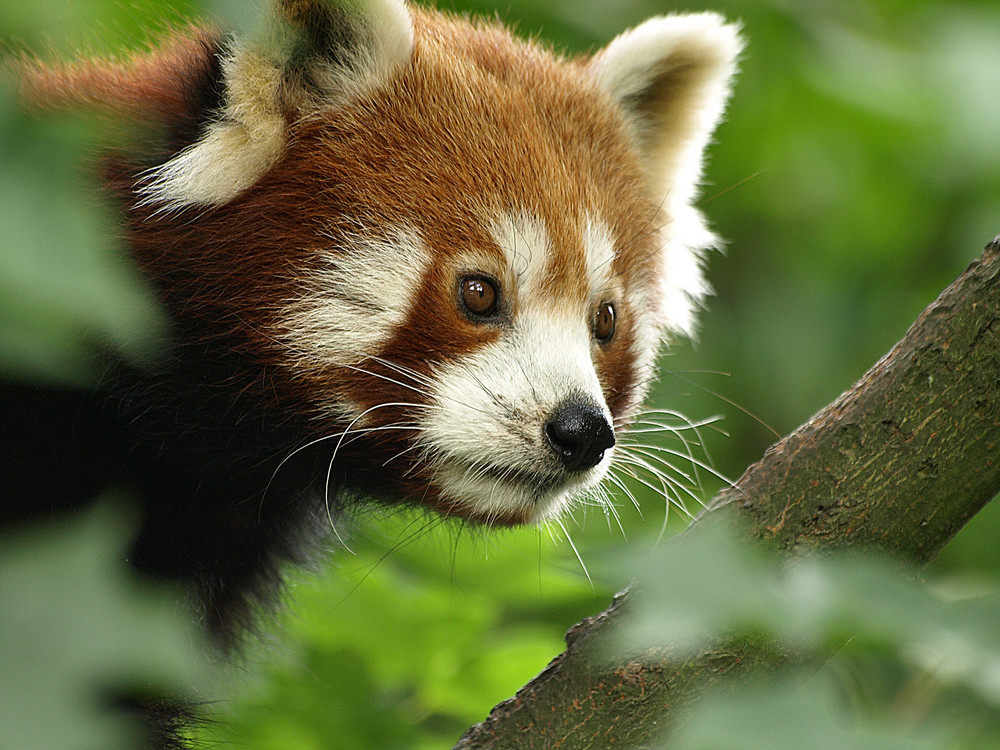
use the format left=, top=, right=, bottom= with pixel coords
left=454, top=237, right=1000, bottom=749
left=0, top=502, right=213, bottom=750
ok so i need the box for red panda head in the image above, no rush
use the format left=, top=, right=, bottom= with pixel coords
left=27, top=0, right=741, bottom=526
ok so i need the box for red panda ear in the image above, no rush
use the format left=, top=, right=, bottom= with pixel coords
left=140, top=0, right=413, bottom=211
left=587, top=14, right=742, bottom=339
left=587, top=13, right=741, bottom=212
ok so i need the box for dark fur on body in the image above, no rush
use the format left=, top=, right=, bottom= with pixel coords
left=2, top=34, right=337, bottom=642
left=2, top=358, right=347, bottom=643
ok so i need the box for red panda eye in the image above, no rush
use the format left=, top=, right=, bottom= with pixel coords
left=594, top=303, right=616, bottom=342
left=460, top=276, right=499, bottom=317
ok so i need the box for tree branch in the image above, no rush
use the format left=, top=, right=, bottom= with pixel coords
left=454, top=238, right=1000, bottom=749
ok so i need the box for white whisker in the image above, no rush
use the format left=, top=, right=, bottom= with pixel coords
left=605, top=470, right=642, bottom=515
left=341, top=363, right=433, bottom=399
left=369, top=355, right=436, bottom=388
left=617, top=445, right=699, bottom=488
left=554, top=517, right=592, bottom=589
left=322, top=401, right=430, bottom=534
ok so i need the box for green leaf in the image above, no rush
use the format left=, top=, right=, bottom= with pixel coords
left=670, top=673, right=940, bottom=750
left=0, top=502, right=212, bottom=750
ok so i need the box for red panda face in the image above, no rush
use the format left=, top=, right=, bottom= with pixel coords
left=255, top=38, right=674, bottom=523
left=40, top=1, right=740, bottom=526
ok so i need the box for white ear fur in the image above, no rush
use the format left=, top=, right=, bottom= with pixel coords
left=300, top=0, right=414, bottom=103
left=588, top=13, right=742, bottom=336
left=140, top=0, right=414, bottom=211
left=138, top=49, right=288, bottom=211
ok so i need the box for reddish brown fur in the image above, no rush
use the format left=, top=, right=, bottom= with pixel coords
left=18, top=26, right=220, bottom=122
left=40, top=8, right=663, bottom=523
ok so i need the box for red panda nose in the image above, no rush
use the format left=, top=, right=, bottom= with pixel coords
left=544, top=401, right=616, bottom=472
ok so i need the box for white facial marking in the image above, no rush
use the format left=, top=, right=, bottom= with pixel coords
left=421, top=211, right=616, bottom=521
left=491, top=212, right=552, bottom=299
left=658, top=208, right=717, bottom=338
left=422, top=311, right=612, bottom=521
left=584, top=215, right=616, bottom=295
left=281, top=225, right=431, bottom=367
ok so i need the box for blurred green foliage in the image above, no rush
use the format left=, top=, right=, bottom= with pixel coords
left=622, top=523, right=1000, bottom=748
left=0, top=502, right=212, bottom=750
left=2, top=0, right=1000, bottom=748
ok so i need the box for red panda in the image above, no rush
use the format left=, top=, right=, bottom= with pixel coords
left=3, top=0, right=739, bottom=740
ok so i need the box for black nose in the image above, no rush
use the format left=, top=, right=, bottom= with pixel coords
left=544, top=400, right=616, bottom=472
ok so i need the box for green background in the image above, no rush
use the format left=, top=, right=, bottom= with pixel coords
left=3, top=1, right=1000, bottom=748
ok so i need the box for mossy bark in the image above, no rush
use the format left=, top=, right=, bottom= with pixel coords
left=703, top=241, right=1000, bottom=561
left=454, top=238, right=1000, bottom=749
